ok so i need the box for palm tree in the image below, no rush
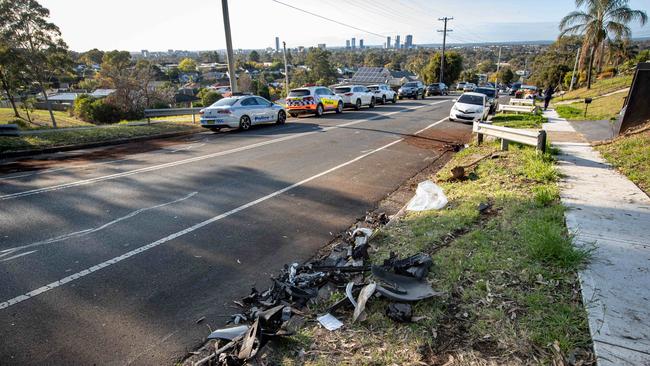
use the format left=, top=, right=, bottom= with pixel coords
left=560, top=0, right=647, bottom=89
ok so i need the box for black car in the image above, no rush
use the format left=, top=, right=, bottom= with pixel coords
left=509, top=82, right=522, bottom=96
left=426, top=83, right=449, bottom=96
left=398, top=81, right=426, bottom=100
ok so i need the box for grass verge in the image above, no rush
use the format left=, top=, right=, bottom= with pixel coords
left=0, top=122, right=199, bottom=153
left=491, top=113, right=546, bottom=128
left=0, top=107, right=94, bottom=130
left=559, top=75, right=632, bottom=101
left=555, top=93, right=626, bottom=121
left=596, top=129, right=650, bottom=195
left=270, top=143, right=591, bottom=365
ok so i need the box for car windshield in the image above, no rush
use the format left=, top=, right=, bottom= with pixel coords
left=458, top=94, right=484, bottom=105
left=368, top=86, right=379, bottom=91
left=334, top=87, right=351, bottom=93
left=288, top=89, right=310, bottom=97
left=429, top=84, right=440, bottom=89
left=404, top=82, right=418, bottom=87
left=474, top=88, right=496, bottom=97
left=210, top=98, right=238, bottom=107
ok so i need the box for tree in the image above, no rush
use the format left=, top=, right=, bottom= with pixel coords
left=498, top=68, right=515, bottom=84
left=459, top=70, right=479, bottom=84
left=248, top=50, right=260, bottom=63
left=305, top=48, right=337, bottom=85
left=560, top=0, right=647, bottom=89
left=530, top=36, right=581, bottom=87
left=477, top=60, right=496, bottom=73
left=80, top=48, right=104, bottom=65
left=422, top=52, right=463, bottom=85
left=0, top=40, right=23, bottom=118
left=0, top=0, right=72, bottom=127
left=178, top=58, right=197, bottom=73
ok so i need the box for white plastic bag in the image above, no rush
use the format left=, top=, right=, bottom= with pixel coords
left=406, top=180, right=448, bottom=211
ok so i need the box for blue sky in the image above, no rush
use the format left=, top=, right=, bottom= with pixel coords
left=40, top=0, right=650, bottom=51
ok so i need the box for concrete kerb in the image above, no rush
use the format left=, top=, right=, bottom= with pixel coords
left=0, top=129, right=201, bottom=160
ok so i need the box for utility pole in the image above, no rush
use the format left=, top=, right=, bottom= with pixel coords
left=437, top=17, right=453, bottom=85
left=569, top=47, right=580, bottom=91
left=221, top=0, right=238, bottom=94
left=283, top=41, right=289, bottom=98
left=494, top=46, right=502, bottom=89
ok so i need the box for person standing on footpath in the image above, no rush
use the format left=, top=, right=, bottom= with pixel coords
left=544, top=85, right=555, bottom=111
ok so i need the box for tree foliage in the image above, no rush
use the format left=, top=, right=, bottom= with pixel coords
left=178, top=57, right=197, bottom=73
left=421, top=51, right=463, bottom=84
left=305, top=48, right=337, bottom=85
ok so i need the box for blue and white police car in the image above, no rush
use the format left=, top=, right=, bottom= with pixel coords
left=199, top=95, right=287, bottom=132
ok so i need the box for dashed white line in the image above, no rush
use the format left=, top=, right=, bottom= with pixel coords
left=0, top=101, right=450, bottom=201
left=0, top=116, right=449, bottom=310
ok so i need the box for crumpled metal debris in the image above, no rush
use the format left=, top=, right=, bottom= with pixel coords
left=382, top=252, right=433, bottom=280
left=386, top=303, right=413, bottom=322
left=208, top=325, right=250, bottom=341
left=352, top=283, right=376, bottom=323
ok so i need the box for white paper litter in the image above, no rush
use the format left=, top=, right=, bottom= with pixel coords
left=406, top=180, right=448, bottom=211
left=317, top=313, right=344, bottom=331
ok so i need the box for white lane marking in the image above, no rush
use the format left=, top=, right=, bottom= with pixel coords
left=0, top=101, right=449, bottom=201
left=0, top=192, right=198, bottom=260
left=0, top=250, right=38, bottom=262
left=0, top=117, right=449, bottom=310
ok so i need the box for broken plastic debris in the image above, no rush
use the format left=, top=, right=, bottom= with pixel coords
left=345, top=282, right=357, bottom=308
left=383, top=252, right=433, bottom=280
left=352, top=283, right=376, bottom=323
left=317, top=313, right=344, bottom=331
left=372, top=266, right=442, bottom=302
left=406, top=180, right=448, bottom=211
left=207, top=325, right=250, bottom=340
left=386, top=303, right=413, bottom=322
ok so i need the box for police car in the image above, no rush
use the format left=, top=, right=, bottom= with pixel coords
left=199, top=95, right=287, bottom=132
left=285, top=86, right=344, bottom=117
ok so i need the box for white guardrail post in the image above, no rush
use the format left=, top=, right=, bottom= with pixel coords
left=473, top=122, right=547, bottom=154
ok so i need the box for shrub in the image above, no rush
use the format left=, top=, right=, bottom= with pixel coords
left=73, top=94, right=97, bottom=121
left=90, top=99, right=123, bottom=123
left=202, top=91, right=222, bottom=107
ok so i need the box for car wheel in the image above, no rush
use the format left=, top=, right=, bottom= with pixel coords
left=369, top=97, right=375, bottom=108
left=276, top=110, right=286, bottom=124
left=335, top=101, right=343, bottom=114
left=381, top=95, right=386, bottom=104
left=392, top=95, right=397, bottom=103
left=239, top=115, right=252, bottom=131
left=421, top=91, right=426, bottom=100
left=398, top=96, right=402, bottom=100
left=355, top=99, right=361, bottom=110
left=289, top=112, right=299, bottom=118
left=315, top=103, right=324, bottom=117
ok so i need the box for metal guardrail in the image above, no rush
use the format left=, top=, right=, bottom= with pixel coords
left=509, top=98, right=534, bottom=106
left=0, top=124, right=20, bottom=136
left=498, top=104, right=539, bottom=114
left=143, top=107, right=203, bottom=123
left=473, top=122, right=547, bottom=153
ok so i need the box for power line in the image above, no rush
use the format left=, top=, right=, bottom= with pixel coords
left=271, top=0, right=385, bottom=39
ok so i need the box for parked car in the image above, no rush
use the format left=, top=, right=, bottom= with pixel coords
left=508, top=82, right=522, bottom=96
left=449, top=92, right=490, bottom=123
left=473, top=87, right=499, bottom=113
left=463, top=83, right=477, bottom=92
left=333, top=85, right=376, bottom=109
left=200, top=95, right=286, bottom=131
left=426, top=83, right=449, bottom=96
left=456, top=82, right=467, bottom=91
left=285, top=86, right=344, bottom=117
left=367, top=84, right=397, bottom=104
left=514, top=85, right=538, bottom=99
left=398, top=81, right=426, bottom=99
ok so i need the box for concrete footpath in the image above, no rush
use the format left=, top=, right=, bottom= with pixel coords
left=543, top=110, right=650, bottom=366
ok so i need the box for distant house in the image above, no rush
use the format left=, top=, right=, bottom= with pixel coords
left=41, top=88, right=115, bottom=106
left=179, top=72, right=200, bottom=83
left=389, top=70, right=418, bottom=85
left=89, top=89, right=116, bottom=98
left=349, top=67, right=419, bottom=87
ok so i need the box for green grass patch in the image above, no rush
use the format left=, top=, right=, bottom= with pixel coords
left=556, top=93, right=626, bottom=121
left=0, top=107, right=95, bottom=130
left=559, top=75, right=632, bottom=100
left=596, top=130, right=650, bottom=194
left=491, top=113, right=546, bottom=128
left=0, top=122, right=199, bottom=153
left=276, top=143, right=591, bottom=365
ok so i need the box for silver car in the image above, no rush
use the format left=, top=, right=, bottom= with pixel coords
left=200, top=95, right=287, bottom=131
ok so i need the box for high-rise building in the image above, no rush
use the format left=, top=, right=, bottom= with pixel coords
left=275, top=37, right=280, bottom=52
left=386, top=36, right=391, bottom=49
left=395, top=35, right=401, bottom=49
left=346, top=40, right=351, bottom=49
left=405, top=35, right=413, bottom=48
left=359, top=39, right=364, bottom=49
left=141, top=50, right=149, bottom=58
left=351, top=37, right=356, bottom=49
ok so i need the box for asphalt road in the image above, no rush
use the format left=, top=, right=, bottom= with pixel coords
left=0, top=97, right=471, bottom=365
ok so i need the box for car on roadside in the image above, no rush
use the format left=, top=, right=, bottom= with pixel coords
left=456, top=82, right=467, bottom=91
left=285, top=86, right=344, bottom=117
left=333, top=85, right=376, bottom=110
left=199, top=95, right=287, bottom=132
left=463, top=83, right=477, bottom=92
left=449, top=92, right=490, bottom=123
left=508, top=82, right=522, bottom=96
left=514, top=85, right=538, bottom=99
left=473, top=87, right=499, bottom=113
left=398, top=81, right=426, bottom=100
left=426, top=83, right=449, bottom=96
left=367, top=84, right=397, bottom=104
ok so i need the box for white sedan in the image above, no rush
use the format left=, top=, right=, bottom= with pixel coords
left=449, top=92, right=490, bottom=123
left=200, top=95, right=287, bottom=131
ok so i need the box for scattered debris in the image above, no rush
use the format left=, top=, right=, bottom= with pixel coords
left=372, top=266, right=442, bottom=302
left=208, top=325, right=250, bottom=341
left=478, top=202, right=492, bottom=213
left=386, top=303, right=413, bottom=322
left=383, top=252, right=433, bottom=280
left=406, top=180, right=448, bottom=211
left=352, top=283, right=376, bottom=323
left=317, top=313, right=344, bottom=331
